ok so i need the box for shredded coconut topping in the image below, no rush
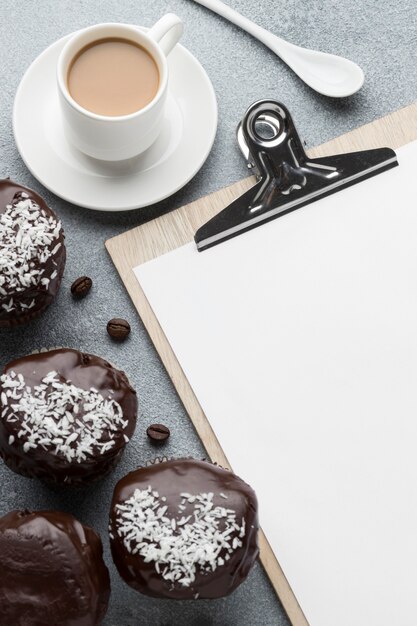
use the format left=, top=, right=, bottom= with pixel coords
left=115, top=487, right=246, bottom=587
left=0, top=197, right=63, bottom=313
left=0, top=370, right=128, bottom=462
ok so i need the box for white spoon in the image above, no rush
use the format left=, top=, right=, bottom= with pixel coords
left=192, top=0, right=364, bottom=97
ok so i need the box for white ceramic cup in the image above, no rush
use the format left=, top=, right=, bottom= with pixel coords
left=57, top=15, right=183, bottom=161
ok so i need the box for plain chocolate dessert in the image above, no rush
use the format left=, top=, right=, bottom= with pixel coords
left=0, top=179, right=66, bottom=327
left=109, top=458, right=259, bottom=599
left=0, top=348, right=138, bottom=485
left=0, top=509, right=110, bottom=626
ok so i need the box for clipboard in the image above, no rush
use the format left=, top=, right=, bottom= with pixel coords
left=106, top=101, right=417, bottom=626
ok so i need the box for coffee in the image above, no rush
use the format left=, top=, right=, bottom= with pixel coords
left=67, top=38, right=159, bottom=116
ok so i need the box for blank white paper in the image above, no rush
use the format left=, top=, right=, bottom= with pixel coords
left=134, top=141, right=417, bottom=626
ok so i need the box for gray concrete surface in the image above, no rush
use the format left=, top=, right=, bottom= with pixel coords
left=0, top=1, right=416, bottom=624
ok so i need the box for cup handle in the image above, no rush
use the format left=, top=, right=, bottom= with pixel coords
left=147, top=14, right=184, bottom=57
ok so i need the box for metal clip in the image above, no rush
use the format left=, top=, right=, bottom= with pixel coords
left=195, top=100, right=398, bottom=251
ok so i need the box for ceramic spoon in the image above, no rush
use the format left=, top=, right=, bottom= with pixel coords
left=192, top=0, right=364, bottom=97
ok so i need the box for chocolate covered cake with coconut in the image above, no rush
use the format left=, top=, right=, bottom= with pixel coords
left=0, top=179, right=66, bottom=327
left=0, top=348, right=137, bottom=484
left=109, top=458, right=259, bottom=599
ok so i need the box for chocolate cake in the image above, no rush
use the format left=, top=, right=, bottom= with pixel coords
left=0, top=179, right=66, bottom=327
left=0, top=509, right=110, bottom=625
left=0, top=348, right=138, bottom=484
left=109, top=458, right=259, bottom=599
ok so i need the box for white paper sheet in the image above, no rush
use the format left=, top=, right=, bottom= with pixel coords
left=134, top=141, right=417, bottom=626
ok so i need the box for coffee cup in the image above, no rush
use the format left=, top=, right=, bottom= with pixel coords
left=56, top=15, right=183, bottom=161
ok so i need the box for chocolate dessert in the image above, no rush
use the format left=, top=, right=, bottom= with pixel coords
left=0, top=179, right=66, bottom=327
left=0, top=348, right=138, bottom=484
left=109, top=458, right=259, bottom=599
left=0, top=509, right=110, bottom=625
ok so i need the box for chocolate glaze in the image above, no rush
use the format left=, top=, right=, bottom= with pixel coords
left=0, top=509, right=110, bottom=626
left=0, top=179, right=66, bottom=327
left=109, top=458, right=259, bottom=599
left=0, top=348, right=138, bottom=485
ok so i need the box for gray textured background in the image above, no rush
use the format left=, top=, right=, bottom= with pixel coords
left=0, top=1, right=416, bottom=625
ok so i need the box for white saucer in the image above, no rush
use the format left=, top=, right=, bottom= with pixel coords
left=13, top=31, right=217, bottom=211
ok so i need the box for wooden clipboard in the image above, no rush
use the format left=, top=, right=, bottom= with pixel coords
left=106, top=101, right=417, bottom=626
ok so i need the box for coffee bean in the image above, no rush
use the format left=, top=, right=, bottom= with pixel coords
left=107, top=318, right=131, bottom=340
left=71, top=276, right=92, bottom=298
left=146, top=423, right=170, bottom=442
